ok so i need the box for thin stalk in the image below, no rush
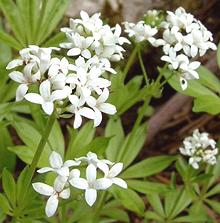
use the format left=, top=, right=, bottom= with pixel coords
left=15, top=113, right=56, bottom=216
left=138, top=47, right=149, bottom=86
left=121, top=45, right=138, bottom=83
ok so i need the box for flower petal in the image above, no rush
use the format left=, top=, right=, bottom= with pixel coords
left=69, top=178, right=88, bottom=189
left=86, top=164, right=97, bottom=182
left=85, top=188, right=97, bottom=206
left=32, top=182, right=54, bottom=196
left=49, top=151, right=63, bottom=169
left=42, top=102, right=54, bottom=115
left=112, top=178, right=127, bottom=189
left=59, top=188, right=70, bottom=199
left=16, top=84, right=28, bottom=102
left=6, top=59, right=23, bottom=69
left=24, top=93, right=44, bottom=104
left=45, top=195, right=59, bottom=217
left=94, top=178, right=112, bottom=190
left=37, top=167, right=54, bottom=174
left=109, top=163, right=123, bottom=178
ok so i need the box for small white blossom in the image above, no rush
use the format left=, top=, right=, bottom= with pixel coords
left=25, top=80, right=71, bottom=115
left=69, top=164, right=112, bottom=206
left=32, top=179, right=70, bottom=217
left=124, top=21, right=158, bottom=43
left=179, top=129, right=218, bottom=169
left=37, top=151, right=80, bottom=177
left=101, top=163, right=127, bottom=189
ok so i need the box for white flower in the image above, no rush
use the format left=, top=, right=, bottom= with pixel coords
left=101, top=163, right=127, bottom=189
left=69, top=164, right=112, bottom=206
left=67, top=95, right=95, bottom=129
left=76, top=152, right=114, bottom=171
left=24, top=80, right=71, bottom=115
left=37, top=151, right=80, bottom=177
left=32, top=179, right=70, bottom=217
left=179, top=129, right=218, bottom=169
left=61, top=33, right=94, bottom=59
left=124, top=21, right=158, bottom=43
left=8, top=63, right=41, bottom=101
left=86, top=88, right=116, bottom=127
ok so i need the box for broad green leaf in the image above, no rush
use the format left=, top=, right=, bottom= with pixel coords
left=162, top=67, right=217, bottom=98
left=193, top=96, right=220, bottom=115
left=121, top=155, right=176, bottom=179
left=127, top=180, right=169, bottom=194
left=110, top=187, right=145, bottom=216
left=16, top=166, right=29, bottom=205
left=165, top=188, right=192, bottom=219
left=101, top=208, right=129, bottom=222
left=217, top=42, right=220, bottom=69
left=173, top=215, right=207, bottom=222
left=36, top=0, right=69, bottom=44
left=206, top=184, right=220, bottom=197
left=105, top=118, right=125, bottom=161
left=118, top=123, right=148, bottom=167
left=2, top=169, right=16, bottom=207
left=0, top=0, right=25, bottom=46
left=0, top=194, right=11, bottom=214
left=147, top=194, right=165, bottom=217
left=76, top=137, right=111, bottom=157
left=0, top=40, right=12, bottom=64
left=145, top=211, right=163, bottom=222
left=43, top=32, right=66, bottom=47
left=66, top=121, right=95, bottom=159
left=197, top=66, right=220, bottom=94
left=205, top=199, right=220, bottom=214
left=0, top=30, right=22, bottom=50
left=0, top=127, right=16, bottom=172
left=8, top=145, right=50, bottom=167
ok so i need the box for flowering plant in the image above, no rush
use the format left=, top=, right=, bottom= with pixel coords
left=0, top=1, right=220, bottom=222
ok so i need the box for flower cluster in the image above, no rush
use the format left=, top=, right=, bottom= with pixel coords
left=7, top=11, right=129, bottom=128
left=123, top=7, right=216, bottom=90
left=159, top=7, right=217, bottom=90
left=179, top=129, right=218, bottom=169
left=33, top=151, right=127, bottom=217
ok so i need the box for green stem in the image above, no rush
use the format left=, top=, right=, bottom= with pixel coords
left=15, top=113, right=56, bottom=216
left=28, top=112, right=56, bottom=180
left=138, top=47, right=149, bottom=86
left=121, top=45, right=138, bottom=83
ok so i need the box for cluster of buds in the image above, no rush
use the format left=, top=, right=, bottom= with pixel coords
left=7, top=11, right=129, bottom=128
left=179, top=129, right=218, bottom=169
left=33, top=151, right=127, bottom=217
left=123, top=7, right=217, bottom=90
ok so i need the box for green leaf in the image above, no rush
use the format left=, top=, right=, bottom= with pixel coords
left=66, top=121, right=95, bottom=159
left=173, top=215, right=207, bottom=222
left=118, top=123, right=148, bottom=167
left=105, top=118, right=125, bottom=161
left=145, top=211, right=163, bottom=221
left=0, top=0, right=26, bottom=46
left=121, top=155, right=176, bottom=179
left=101, top=208, right=129, bottom=222
left=162, top=67, right=216, bottom=98
left=205, top=199, right=220, bottom=214
left=127, top=180, right=169, bottom=194
left=206, top=184, right=220, bottom=197
left=36, top=0, right=69, bottom=44
left=217, top=42, right=220, bottom=69
left=0, top=194, right=11, bottom=214
left=110, top=187, right=145, bottom=216
left=76, top=136, right=112, bottom=157
left=147, top=194, right=165, bottom=217
left=16, top=166, right=29, bottom=205
left=0, top=30, right=21, bottom=50
left=43, top=32, right=66, bottom=47
left=165, top=188, right=192, bottom=219
left=193, top=96, right=220, bottom=115
left=0, top=127, right=16, bottom=172
left=2, top=169, right=16, bottom=207
left=197, top=66, right=220, bottom=94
